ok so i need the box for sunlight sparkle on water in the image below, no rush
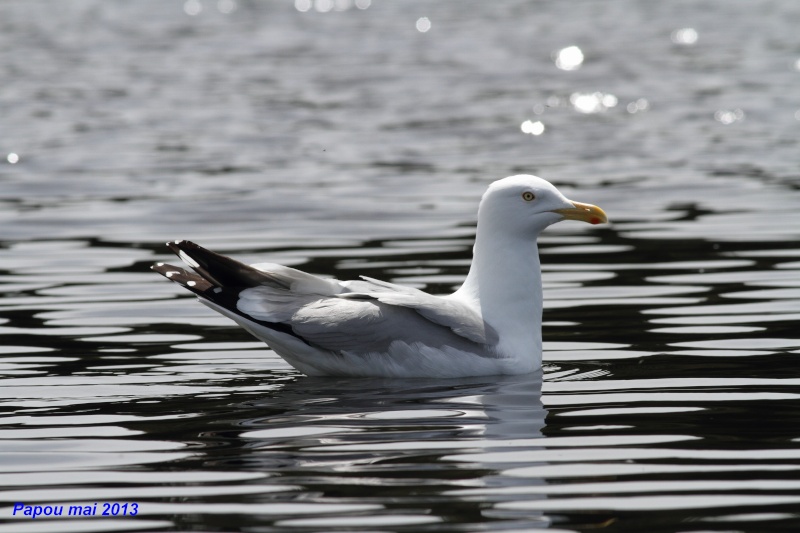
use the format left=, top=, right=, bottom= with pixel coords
left=546, top=95, right=562, bottom=108
left=521, top=120, right=545, bottom=136
left=217, top=0, right=236, bottom=14
left=297, top=0, right=368, bottom=12
left=715, top=108, right=745, bottom=124
left=314, top=0, right=334, bottom=13
left=627, top=98, right=649, bottom=114
left=570, top=92, right=618, bottom=114
left=416, top=17, right=431, bottom=33
left=7, top=153, right=19, bottom=164
left=671, top=28, right=698, bottom=45
left=183, top=0, right=202, bottom=16
left=554, top=46, right=584, bottom=71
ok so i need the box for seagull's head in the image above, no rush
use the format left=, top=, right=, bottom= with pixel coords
left=478, top=175, right=608, bottom=237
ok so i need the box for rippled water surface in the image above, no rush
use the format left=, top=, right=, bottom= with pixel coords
left=2, top=1, right=800, bottom=531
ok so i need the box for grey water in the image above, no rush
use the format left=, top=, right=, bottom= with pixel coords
left=1, top=0, right=800, bottom=531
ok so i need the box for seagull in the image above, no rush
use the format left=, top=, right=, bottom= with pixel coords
left=153, top=175, right=607, bottom=378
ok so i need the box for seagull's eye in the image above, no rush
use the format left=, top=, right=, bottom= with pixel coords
left=521, top=191, right=536, bottom=202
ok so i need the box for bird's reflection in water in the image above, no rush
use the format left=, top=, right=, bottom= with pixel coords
left=209, top=372, right=551, bottom=527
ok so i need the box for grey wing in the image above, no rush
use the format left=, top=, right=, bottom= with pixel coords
left=340, top=276, right=499, bottom=345
left=155, top=240, right=498, bottom=357
left=250, top=262, right=345, bottom=295
left=238, top=285, right=498, bottom=356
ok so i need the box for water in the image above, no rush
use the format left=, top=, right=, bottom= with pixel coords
left=2, top=0, right=800, bottom=531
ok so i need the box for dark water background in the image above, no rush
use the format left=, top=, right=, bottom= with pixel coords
left=2, top=1, right=800, bottom=531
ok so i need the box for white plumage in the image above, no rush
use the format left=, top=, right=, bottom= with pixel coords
left=153, top=175, right=607, bottom=378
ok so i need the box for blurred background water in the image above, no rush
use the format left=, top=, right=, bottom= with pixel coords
left=1, top=0, right=800, bottom=532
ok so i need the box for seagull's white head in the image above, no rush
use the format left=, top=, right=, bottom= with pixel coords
left=478, top=174, right=608, bottom=238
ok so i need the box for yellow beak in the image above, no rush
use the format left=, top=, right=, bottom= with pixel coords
left=553, top=201, right=608, bottom=225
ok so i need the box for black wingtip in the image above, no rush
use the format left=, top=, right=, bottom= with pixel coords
left=165, top=240, right=282, bottom=290
left=167, top=239, right=190, bottom=251
left=154, top=243, right=308, bottom=346
left=152, top=262, right=215, bottom=294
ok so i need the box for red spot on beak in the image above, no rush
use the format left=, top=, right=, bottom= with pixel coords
left=590, top=217, right=601, bottom=225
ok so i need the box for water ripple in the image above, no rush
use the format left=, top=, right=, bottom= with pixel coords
left=2, top=1, right=800, bottom=531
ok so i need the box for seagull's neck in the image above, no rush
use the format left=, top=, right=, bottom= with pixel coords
left=451, top=223, right=543, bottom=363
